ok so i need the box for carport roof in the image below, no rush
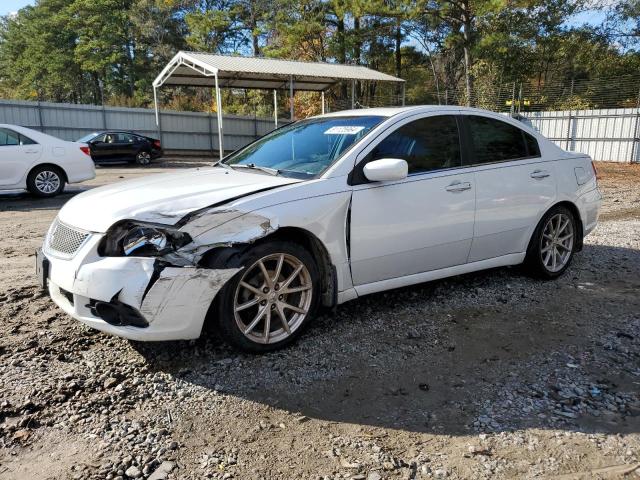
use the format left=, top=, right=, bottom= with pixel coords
left=153, top=51, right=405, bottom=91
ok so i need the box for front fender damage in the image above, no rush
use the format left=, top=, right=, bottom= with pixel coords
left=126, top=209, right=276, bottom=333
left=138, top=266, right=239, bottom=337
left=160, top=209, right=278, bottom=266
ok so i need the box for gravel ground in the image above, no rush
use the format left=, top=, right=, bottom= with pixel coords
left=1, top=159, right=639, bottom=480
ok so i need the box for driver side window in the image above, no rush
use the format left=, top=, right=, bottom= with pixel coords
left=370, top=115, right=462, bottom=174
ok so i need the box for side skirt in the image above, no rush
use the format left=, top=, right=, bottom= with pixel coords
left=341, top=252, right=526, bottom=301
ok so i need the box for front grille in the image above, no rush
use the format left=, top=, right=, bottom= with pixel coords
left=45, top=220, right=90, bottom=258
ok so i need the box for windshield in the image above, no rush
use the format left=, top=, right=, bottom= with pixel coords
left=223, top=115, right=384, bottom=178
left=77, top=132, right=99, bottom=143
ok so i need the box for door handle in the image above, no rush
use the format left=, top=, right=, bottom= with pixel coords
left=530, top=169, right=550, bottom=179
left=25, top=149, right=39, bottom=154
left=445, top=181, right=472, bottom=192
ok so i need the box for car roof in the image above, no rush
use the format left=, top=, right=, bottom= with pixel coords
left=315, top=105, right=526, bottom=120
left=315, top=105, right=550, bottom=140
left=0, top=124, right=68, bottom=144
left=92, top=131, right=144, bottom=135
left=317, top=105, right=463, bottom=119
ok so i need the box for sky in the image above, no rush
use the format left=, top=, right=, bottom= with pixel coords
left=0, top=0, right=611, bottom=29
left=1, top=0, right=34, bottom=17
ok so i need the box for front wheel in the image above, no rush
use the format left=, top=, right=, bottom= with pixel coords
left=213, top=241, right=320, bottom=352
left=524, top=205, right=577, bottom=279
left=27, top=165, right=65, bottom=197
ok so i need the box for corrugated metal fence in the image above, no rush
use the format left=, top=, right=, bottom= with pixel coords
left=518, top=108, right=639, bottom=163
left=0, top=99, right=286, bottom=154
left=0, top=99, right=638, bottom=162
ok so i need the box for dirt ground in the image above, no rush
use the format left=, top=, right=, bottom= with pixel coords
left=1, top=159, right=639, bottom=480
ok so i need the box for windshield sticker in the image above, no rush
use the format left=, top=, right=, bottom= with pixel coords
left=324, top=126, right=366, bottom=135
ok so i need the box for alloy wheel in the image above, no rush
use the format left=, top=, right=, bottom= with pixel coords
left=137, top=151, right=151, bottom=165
left=34, top=170, right=61, bottom=194
left=234, top=253, right=313, bottom=344
left=540, top=213, right=574, bottom=273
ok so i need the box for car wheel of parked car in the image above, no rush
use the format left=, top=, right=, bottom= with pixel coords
left=135, top=151, right=152, bottom=166
left=525, top=205, right=577, bottom=279
left=27, top=165, right=65, bottom=197
left=214, top=241, right=320, bottom=352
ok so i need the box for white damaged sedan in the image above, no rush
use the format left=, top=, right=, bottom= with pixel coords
left=38, top=106, right=601, bottom=352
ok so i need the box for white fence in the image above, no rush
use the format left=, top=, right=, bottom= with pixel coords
left=519, top=108, right=639, bottom=163
left=0, top=99, right=286, bottom=154
left=0, top=99, right=638, bottom=162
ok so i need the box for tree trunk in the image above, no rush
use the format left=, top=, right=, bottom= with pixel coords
left=337, top=15, right=347, bottom=99
left=423, top=43, right=440, bottom=103
left=354, top=16, right=362, bottom=98
left=461, top=0, right=473, bottom=106
left=252, top=33, right=260, bottom=56
left=250, top=1, right=260, bottom=56
left=337, top=16, right=346, bottom=63
left=354, top=16, right=361, bottom=64
left=395, top=18, right=402, bottom=98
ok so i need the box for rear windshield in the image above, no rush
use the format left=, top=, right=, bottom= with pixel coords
left=77, top=132, right=99, bottom=143
left=224, top=115, right=384, bottom=178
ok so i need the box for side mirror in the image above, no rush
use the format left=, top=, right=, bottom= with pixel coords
left=363, top=158, right=408, bottom=182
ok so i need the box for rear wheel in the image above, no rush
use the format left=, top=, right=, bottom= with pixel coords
left=27, top=165, right=65, bottom=197
left=525, top=205, right=577, bottom=279
left=135, top=150, right=152, bottom=165
left=214, top=241, right=320, bottom=352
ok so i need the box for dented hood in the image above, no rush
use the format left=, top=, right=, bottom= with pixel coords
left=58, top=166, right=301, bottom=232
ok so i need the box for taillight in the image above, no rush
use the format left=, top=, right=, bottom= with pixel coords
left=80, top=146, right=90, bottom=156
left=153, top=140, right=161, bottom=148
left=591, top=160, right=600, bottom=180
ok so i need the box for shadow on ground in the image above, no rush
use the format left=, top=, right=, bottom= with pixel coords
left=0, top=189, right=90, bottom=211
left=132, top=243, right=640, bottom=437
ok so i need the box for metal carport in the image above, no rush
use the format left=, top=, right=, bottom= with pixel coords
left=152, top=51, right=405, bottom=159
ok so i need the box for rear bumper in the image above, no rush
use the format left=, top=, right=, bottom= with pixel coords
left=42, top=236, right=237, bottom=341
left=66, top=159, right=96, bottom=183
left=578, top=187, right=602, bottom=237
left=151, top=149, right=163, bottom=159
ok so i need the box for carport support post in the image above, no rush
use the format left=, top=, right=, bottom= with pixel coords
left=214, top=72, right=224, bottom=160
left=289, top=76, right=294, bottom=121
left=631, top=87, right=640, bottom=163
left=351, top=80, right=355, bottom=109
left=273, top=90, right=278, bottom=128
left=321, top=91, right=325, bottom=115
left=153, top=86, right=161, bottom=143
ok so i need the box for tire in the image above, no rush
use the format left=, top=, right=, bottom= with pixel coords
left=26, top=165, right=65, bottom=197
left=135, top=150, right=152, bottom=166
left=213, top=240, right=321, bottom=353
left=524, top=205, right=578, bottom=279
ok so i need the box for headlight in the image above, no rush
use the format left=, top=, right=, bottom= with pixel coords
left=98, top=221, right=192, bottom=257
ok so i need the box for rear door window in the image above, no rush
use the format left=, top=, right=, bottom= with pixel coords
left=524, top=131, right=540, bottom=157
left=466, top=115, right=535, bottom=164
left=115, top=133, right=135, bottom=143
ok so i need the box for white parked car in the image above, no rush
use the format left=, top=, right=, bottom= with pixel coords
left=38, top=107, right=601, bottom=352
left=0, top=124, right=95, bottom=197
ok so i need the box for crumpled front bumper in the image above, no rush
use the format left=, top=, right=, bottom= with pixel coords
left=44, top=234, right=237, bottom=341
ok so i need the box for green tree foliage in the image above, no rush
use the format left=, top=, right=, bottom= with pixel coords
left=0, top=0, right=637, bottom=111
